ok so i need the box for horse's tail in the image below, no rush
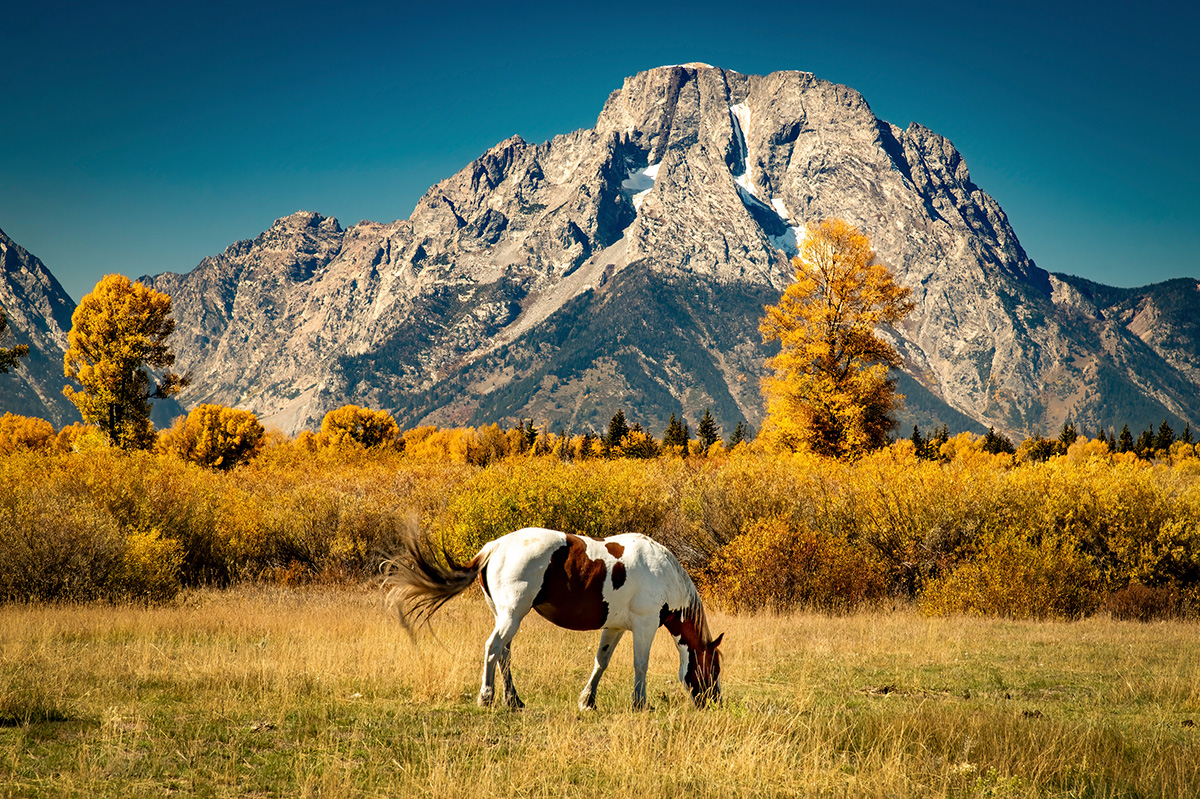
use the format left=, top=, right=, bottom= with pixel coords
left=382, top=522, right=496, bottom=635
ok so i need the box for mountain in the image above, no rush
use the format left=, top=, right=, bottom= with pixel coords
left=0, top=227, right=80, bottom=426
left=13, top=64, right=1197, bottom=440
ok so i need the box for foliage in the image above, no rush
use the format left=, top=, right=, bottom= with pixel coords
left=320, top=404, right=400, bottom=449
left=702, top=515, right=888, bottom=612
left=0, top=413, right=56, bottom=454
left=62, top=274, right=186, bottom=449
left=920, top=528, right=1101, bottom=619
left=0, top=304, right=30, bottom=373
left=759, top=218, right=914, bottom=458
left=3, top=415, right=1200, bottom=619
left=160, top=404, right=266, bottom=469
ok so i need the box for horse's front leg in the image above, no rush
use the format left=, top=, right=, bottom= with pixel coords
left=630, top=622, right=657, bottom=710
left=579, top=627, right=625, bottom=711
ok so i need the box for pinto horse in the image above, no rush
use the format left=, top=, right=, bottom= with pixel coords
left=386, top=527, right=723, bottom=710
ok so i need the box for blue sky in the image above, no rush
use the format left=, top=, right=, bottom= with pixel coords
left=2, top=0, right=1196, bottom=301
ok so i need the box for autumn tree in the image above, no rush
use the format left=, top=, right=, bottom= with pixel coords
left=160, top=404, right=266, bottom=470
left=62, top=275, right=186, bottom=449
left=759, top=218, right=914, bottom=458
left=0, top=305, right=30, bottom=373
left=321, top=404, right=399, bottom=449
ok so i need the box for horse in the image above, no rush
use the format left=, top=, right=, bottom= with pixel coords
left=385, top=526, right=723, bottom=710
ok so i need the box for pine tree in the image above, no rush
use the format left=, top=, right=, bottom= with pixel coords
left=1135, top=429, right=1154, bottom=458
left=606, top=409, right=630, bottom=449
left=727, top=421, right=748, bottom=449
left=982, top=426, right=1015, bottom=455
left=1118, top=424, right=1134, bottom=453
left=758, top=218, right=914, bottom=458
left=1153, top=419, right=1175, bottom=451
left=1057, top=421, right=1078, bottom=453
left=1183, top=423, right=1193, bottom=445
left=662, top=413, right=688, bottom=454
left=910, top=425, right=927, bottom=459
left=697, top=409, right=720, bottom=451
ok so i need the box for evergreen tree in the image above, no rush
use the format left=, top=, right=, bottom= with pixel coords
left=579, top=431, right=597, bottom=459
left=982, top=426, right=1015, bottom=455
left=1118, top=424, right=1134, bottom=453
left=522, top=418, right=538, bottom=449
left=606, top=409, right=630, bottom=449
left=926, top=424, right=949, bottom=460
left=1183, top=423, right=1193, bottom=445
left=910, top=425, right=925, bottom=457
left=727, top=421, right=749, bottom=449
left=1057, top=421, right=1078, bottom=453
left=1107, top=430, right=1117, bottom=451
left=697, top=409, right=720, bottom=451
left=1135, top=429, right=1154, bottom=458
left=1153, top=419, right=1175, bottom=451
left=662, top=413, right=688, bottom=454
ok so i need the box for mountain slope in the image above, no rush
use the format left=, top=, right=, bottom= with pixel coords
left=0, top=227, right=80, bottom=426
left=111, top=64, right=1194, bottom=438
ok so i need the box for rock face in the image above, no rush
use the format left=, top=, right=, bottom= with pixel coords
left=10, top=64, right=1193, bottom=439
left=0, top=227, right=80, bottom=426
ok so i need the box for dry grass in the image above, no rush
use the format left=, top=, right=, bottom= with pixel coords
left=1, top=588, right=1198, bottom=797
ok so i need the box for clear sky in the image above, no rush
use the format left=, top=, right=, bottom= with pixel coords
left=2, top=0, right=1196, bottom=301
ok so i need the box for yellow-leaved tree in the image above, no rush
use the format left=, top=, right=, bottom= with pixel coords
left=759, top=218, right=914, bottom=458
left=63, top=275, right=187, bottom=449
left=321, top=404, right=400, bottom=449
left=160, top=404, right=266, bottom=470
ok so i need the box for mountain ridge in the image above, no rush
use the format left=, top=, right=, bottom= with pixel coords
left=3, top=64, right=1197, bottom=440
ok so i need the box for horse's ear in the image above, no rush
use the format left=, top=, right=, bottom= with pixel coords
left=710, top=633, right=724, bottom=649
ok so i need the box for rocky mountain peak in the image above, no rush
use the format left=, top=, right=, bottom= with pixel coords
left=116, top=65, right=1200, bottom=438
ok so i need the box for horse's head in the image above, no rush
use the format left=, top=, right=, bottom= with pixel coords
left=684, top=632, right=723, bottom=708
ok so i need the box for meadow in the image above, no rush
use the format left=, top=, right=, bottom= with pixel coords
left=2, top=587, right=1197, bottom=798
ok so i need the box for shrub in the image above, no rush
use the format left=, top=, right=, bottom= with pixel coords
left=119, top=528, right=184, bottom=601
left=160, top=404, right=266, bottom=469
left=920, top=529, right=1102, bottom=619
left=702, top=515, right=888, bottom=613
left=1101, top=583, right=1182, bottom=622
left=0, top=413, right=56, bottom=454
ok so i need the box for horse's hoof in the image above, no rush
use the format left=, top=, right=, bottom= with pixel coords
left=507, top=698, right=525, bottom=710
left=477, top=691, right=495, bottom=707
left=578, top=696, right=596, bottom=712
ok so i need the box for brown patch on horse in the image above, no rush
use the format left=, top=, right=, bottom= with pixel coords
left=532, top=535, right=609, bottom=630
left=605, top=541, right=625, bottom=558
left=611, top=562, right=627, bottom=590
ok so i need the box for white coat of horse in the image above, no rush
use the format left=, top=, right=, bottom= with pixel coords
left=386, top=526, right=722, bottom=710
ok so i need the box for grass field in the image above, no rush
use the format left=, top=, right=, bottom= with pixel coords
left=1, top=587, right=1197, bottom=798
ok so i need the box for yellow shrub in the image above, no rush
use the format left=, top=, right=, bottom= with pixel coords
left=0, top=413, right=56, bottom=454
left=920, top=529, right=1101, bottom=619
left=160, top=404, right=265, bottom=469
left=702, top=515, right=888, bottom=613
left=118, top=528, right=184, bottom=601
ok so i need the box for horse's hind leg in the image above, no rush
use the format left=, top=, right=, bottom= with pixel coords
left=480, top=612, right=525, bottom=709
left=497, top=640, right=523, bottom=709
left=579, top=627, right=625, bottom=711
